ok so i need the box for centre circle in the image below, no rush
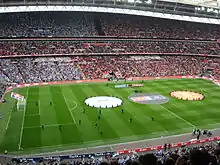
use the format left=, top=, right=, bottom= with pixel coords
left=128, top=93, right=169, bottom=104
left=85, top=96, right=122, bottom=108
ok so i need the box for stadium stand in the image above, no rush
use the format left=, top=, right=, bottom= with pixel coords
left=101, top=14, right=220, bottom=39
left=0, top=56, right=220, bottom=83
left=0, top=41, right=219, bottom=56
left=0, top=10, right=220, bottom=165
left=0, top=12, right=97, bottom=38
left=0, top=12, right=219, bottom=39
left=0, top=83, right=6, bottom=100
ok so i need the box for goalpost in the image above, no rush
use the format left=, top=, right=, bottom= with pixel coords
left=17, top=99, right=26, bottom=111
left=11, top=92, right=26, bottom=111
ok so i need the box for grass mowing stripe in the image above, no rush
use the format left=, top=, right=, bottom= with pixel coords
left=18, top=86, right=29, bottom=150
left=38, top=100, right=41, bottom=116
left=67, top=86, right=101, bottom=142
left=61, top=86, right=76, bottom=124
left=77, top=85, right=119, bottom=139
left=1, top=78, right=220, bottom=154
left=160, top=105, right=196, bottom=128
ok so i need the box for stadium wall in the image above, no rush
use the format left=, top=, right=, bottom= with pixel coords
left=117, top=136, right=220, bottom=154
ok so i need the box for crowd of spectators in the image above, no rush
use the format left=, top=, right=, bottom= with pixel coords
left=0, top=12, right=97, bottom=38
left=0, top=57, right=83, bottom=84
left=0, top=41, right=219, bottom=56
left=101, top=15, right=220, bottom=40
left=77, top=56, right=220, bottom=80
left=0, top=143, right=220, bottom=165
left=0, top=83, right=6, bottom=100
left=0, top=55, right=220, bottom=84
left=1, top=10, right=220, bottom=165
left=0, top=12, right=220, bottom=39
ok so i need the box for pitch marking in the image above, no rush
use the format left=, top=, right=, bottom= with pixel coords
left=160, top=105, right=196, bottom=128
left=70, top=101, right=77, bottom=111
left=5, top=115, right=11, bottom=130
left=62, top=93, right=76, bottom=124
left=12, top=126, right=220, bottom=155
left=24, top=123, right=75, bottom=129
left=18, top=86, right=29, bottom=150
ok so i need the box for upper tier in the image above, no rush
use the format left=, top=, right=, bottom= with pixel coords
left=0, top=12, right=219, bottom=40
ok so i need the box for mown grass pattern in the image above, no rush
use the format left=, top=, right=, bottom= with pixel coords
left=0, top=78, right=220, bottom=154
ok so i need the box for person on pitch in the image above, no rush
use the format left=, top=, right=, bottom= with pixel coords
left=59, top=124, right=62, bottom=130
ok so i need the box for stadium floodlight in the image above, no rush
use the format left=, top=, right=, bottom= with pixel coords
left=195, top=7, right=201, bottom=11
left=127, top=0, right=135, bottom=3
left=146, top=0, right=152, bottom=4
left=135, top=0, right=142, bottom=3
left=207, top=8, right=214, bottom=12
left=213, top=9, right=219, bottom=13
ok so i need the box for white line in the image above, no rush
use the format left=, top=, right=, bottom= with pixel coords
left=62, top=92, right=76, bottom=124
left=160, top=105, right=196, bottom=128
left=18, top=86, right=29, bottom=150
left=5, top=115, right=11, bottom=130
left=38, top=100, right=41, bottom=116
left=11, top=126, right=220, bottom=157
left=14, top=127, right=220, bottom=157
left=24, top=123, right=75, bottom=129
left=70, top=101, right=77, bottom=111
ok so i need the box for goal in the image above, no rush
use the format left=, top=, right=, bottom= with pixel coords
left=17, top=99, right=26, bottom=111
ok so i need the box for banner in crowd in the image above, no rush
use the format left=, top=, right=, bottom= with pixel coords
left=11, top=92, right=24, bottom=101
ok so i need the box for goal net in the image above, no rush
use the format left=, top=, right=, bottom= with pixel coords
left=17, top=99, right=26, bottom=111
left=10, top=92, right=26, bottom=111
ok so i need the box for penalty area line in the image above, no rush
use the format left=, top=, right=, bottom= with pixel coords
left=160, top=105, right=196, bottom=128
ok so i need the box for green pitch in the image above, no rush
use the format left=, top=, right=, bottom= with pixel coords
left=0, top=78, right=220, bottom=155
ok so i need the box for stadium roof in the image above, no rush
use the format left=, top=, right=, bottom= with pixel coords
left=160, top=0, right=220, bottom=8
left=0, top=0, right=219, bottom=24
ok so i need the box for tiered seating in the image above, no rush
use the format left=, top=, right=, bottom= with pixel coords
left=1, top=56, right=220, bottom=83
left=0, top=41, right=219, bottom=56
left=0, top=12, right=220, bottom=39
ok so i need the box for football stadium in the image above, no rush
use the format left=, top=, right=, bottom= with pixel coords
left=0, top=0, right=220, bottom=164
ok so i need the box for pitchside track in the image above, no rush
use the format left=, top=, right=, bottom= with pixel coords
left=0, top=78, right=220, bottom=155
